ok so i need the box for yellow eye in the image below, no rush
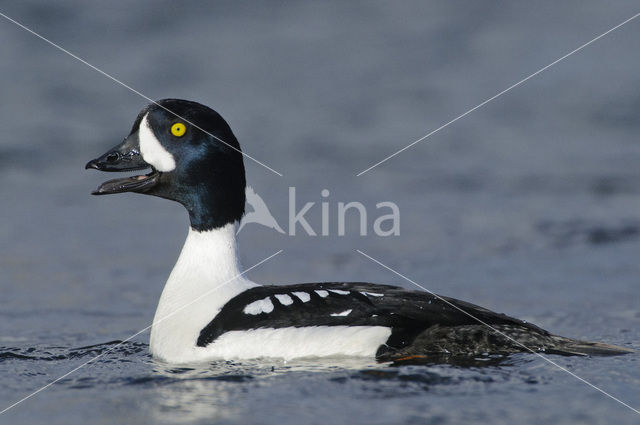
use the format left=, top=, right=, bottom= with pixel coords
left=171, top=122, right=186, bottom=137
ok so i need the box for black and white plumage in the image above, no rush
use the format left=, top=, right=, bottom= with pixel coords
left=86, top=99, right=633, bottom=363
left=196, top=282, right=542, bottom=348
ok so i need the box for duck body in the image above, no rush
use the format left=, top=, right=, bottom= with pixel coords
left=148, top=225, right=626, bottom=364
left=87, top=99, right=632, bottom=363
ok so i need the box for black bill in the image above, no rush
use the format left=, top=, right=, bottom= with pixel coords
left=86, top=131, right=160, bottom=195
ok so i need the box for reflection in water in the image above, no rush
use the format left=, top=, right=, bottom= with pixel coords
left=150, top=369, right=244, bottom=423
left=148, top=357, right=381, bottom=423
left=145, top=354, right=527, bottom=423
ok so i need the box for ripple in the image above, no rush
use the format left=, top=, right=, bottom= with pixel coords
left=0, top=340, right=148, bottom=364
left=537, top=219, right=640, bottom=247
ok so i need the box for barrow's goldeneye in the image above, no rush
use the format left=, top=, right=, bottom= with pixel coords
left=86, top=99, right=632, bottom=363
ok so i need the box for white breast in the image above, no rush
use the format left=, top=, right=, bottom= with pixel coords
left=149, top=224, right=257, bottom=363
left=149, top=224, right=392, bottom=364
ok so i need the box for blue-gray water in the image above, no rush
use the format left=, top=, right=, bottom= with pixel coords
left=1, top=1, right=639, bottom=424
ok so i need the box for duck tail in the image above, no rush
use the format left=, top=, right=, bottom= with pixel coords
left=547, top=336, right=634, bottom=356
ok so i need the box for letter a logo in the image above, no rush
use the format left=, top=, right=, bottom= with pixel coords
left=237, top=186, right=285, bottom=234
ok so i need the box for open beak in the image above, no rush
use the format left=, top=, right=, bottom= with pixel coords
left=85, top=131, right=160, bottom=195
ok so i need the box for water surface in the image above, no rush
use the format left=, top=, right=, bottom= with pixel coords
left=1, top=1, right=639, bottom=424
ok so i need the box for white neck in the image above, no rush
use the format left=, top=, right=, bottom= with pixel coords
left=149, top=222, right=258, bottom=362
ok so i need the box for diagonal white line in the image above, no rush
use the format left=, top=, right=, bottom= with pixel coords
left=356, top=249, right=639, bottom=415
left=0, top=249, right=283, bottom=415
left=0, top=11, right=283, bottom=177
left=357, top=11, right=640, bottom=176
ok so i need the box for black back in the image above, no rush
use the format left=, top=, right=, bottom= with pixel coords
left=197, top=282, right=549, bottom=352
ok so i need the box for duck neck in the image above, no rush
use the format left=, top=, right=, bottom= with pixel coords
left=183, top=173, right=246, bottom=232
left=158, top=223, right=258, bottom=311
left=181, top=223, right=242, bottom=278
left=150, top=222, right=258, bottom=360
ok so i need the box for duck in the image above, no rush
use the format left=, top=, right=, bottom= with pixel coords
left=86, top=99, right=633, bottom=363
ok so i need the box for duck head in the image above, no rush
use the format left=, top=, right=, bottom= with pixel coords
left=86, top=99, right=246, bottom=231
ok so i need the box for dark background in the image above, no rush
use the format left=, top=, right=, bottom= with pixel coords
left=1, top=1, right=639, bottom=424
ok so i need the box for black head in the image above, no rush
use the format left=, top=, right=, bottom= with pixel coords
left=86, top=99, right=246, bottom=231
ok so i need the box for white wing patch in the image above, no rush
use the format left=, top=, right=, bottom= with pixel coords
left=330, top=309, right=352, bottom=317
left=315, top=290, right=329, bottom=298
left=139, top=113, right=176, bottom=172
left=361, top=292, right=384, bottom=297
left=329, top=289, right=350, bottom=295
left=243, top=297, right=274, bottom=315
left=292, top=292, right=311, bottom=302
left=274, top=294, right=294, bottom=306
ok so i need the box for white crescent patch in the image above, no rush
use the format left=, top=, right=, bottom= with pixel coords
left=139, top=113, right=176, bottom=172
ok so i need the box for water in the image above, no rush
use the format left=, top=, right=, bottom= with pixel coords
left=1, top=1, right=639, bottom=424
